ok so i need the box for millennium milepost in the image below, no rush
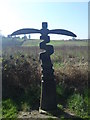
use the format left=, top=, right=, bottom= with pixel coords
left=11, top=22, right=77, bottom=112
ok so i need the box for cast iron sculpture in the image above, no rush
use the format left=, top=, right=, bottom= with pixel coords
left=11, top=22, right=77, bottom=111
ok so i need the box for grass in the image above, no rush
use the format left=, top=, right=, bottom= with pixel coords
left=0, top=58, right=2, bottom=63
left=51, top=46, right=88, bottom=70
left=22, top=39, right=88, bottom=47
left=2, top=39, right=88, bottom=119
left=22, top=39, right=41, bottom=47
left=67, top=93, right=88, bottom=118
left=49, top=40, right=88, bottom=46
left=2, top=99, right=18, bottom=119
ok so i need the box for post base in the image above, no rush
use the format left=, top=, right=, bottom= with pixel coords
left=39, top=107, right=48, bottom=114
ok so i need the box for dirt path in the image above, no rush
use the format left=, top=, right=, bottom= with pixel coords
left=18, top=109, right=77, bottom=119
left=18, top=110, right=58, bottom=119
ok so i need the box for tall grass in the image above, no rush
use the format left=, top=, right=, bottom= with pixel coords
left=2, top=43, right=88, bottom=118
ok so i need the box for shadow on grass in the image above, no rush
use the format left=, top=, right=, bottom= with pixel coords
left=47, top=108, right=81, bottom=119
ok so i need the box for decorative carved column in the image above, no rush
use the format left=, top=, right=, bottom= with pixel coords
left=39, top=22, right=57, bottom=111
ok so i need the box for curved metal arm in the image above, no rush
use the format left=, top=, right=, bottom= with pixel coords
left=49, top=29, right=77, bottom=37
left=11, top=23, right=77, bottom=38
left=11, top=28, right=40, bottom=36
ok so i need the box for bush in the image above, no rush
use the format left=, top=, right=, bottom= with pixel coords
left=67, top=93, right=88, bottom=118
left=55, top=65, right=88, bottom=94
left=24, top=85, right=41, bottom=109
left=2, top=54, right=41, bottom=115
left=2, top=53, right=41, bottom=98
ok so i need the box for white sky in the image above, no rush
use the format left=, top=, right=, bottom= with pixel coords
left=0, top=0, right=89, bottom=40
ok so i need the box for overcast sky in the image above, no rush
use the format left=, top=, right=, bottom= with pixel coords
left=0, top=0, right=88, bottom=40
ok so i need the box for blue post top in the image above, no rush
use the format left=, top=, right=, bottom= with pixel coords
left=40, top=22, right=49, bottom=36
left=42, top=22, right=48, bottom=29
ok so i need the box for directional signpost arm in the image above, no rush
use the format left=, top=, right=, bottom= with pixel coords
left=11, top=28, right=40, bottom=36
left=49, top=29, right=77, bottom=37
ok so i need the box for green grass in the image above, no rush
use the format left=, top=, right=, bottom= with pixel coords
left=67, top=93, right=88, bottom=118
left=22, top=40, right=88, bottom=47
left=2, top=36, right=88, bottom=47
left=22, top=39, right=41, bottom=47
left=2, top=99, right=18, bottom=119
left=49, top=40, right=88, bottom=46
left=0, top=58, right=2, bottom=63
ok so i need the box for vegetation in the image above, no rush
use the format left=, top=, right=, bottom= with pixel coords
left=2, top=37, right=24, bottom=48
left=2, top=99, right=17, bottom=119
left=1, top=38, right=89, bottom=119
left=67, top=93, right=88, bottom=118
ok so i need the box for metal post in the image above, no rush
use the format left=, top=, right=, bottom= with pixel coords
left=39, top=22, right=57, bottom=111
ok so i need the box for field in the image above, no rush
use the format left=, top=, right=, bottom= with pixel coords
left=1, top=38, right=89, bottom=119
left=22, top=39, right=88, bottom=46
